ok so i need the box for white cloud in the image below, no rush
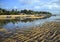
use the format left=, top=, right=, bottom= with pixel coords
left=18, top=0, right=40, bottom=5
left=34, top=6, right=40, bottom=9
left=43, top=3, right=60, bottom=9
left=18, top=0, right=60, bottom=14
left=14, top=6, right=18, bottom=9
left=49, top=0, right=58, bottom=3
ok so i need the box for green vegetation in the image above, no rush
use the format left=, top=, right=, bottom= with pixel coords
left=0, top=8, right=52, bottom=15
left=0, top=22, right=60, bottom=42
left=0, top=8, right=19, bottom=15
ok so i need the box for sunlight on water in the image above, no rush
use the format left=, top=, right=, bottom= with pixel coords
left=0, top=15, right=60, bottom=29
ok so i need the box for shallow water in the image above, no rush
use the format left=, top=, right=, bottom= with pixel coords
left=0, top=15, right=60, bottom=29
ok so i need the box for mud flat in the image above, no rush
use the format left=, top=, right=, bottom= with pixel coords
left=0, top=22, right=60, bottom=42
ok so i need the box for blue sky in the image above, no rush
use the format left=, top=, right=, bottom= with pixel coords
left=0, top=0, right=60, bottom=14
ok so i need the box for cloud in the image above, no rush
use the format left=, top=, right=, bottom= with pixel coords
left=1, top=0, right=59, bottom=14
left=43, top=3, right=60, bottom=9
left=18, top=0, right=40, bottom=5
left=13, top=6, right=18, bottom=9
left=34, top=6, right=40, bottom=9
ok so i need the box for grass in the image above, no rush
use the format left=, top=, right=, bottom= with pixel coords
left=0, top=22, right=60, bottom=42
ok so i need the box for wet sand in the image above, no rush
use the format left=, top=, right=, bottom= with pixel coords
left=0, top=22, right=60, bottom=42
left=0, top=15, right=49, bottom=20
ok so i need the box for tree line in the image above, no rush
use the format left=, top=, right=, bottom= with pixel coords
left=0, top=8, right=52, bottom=15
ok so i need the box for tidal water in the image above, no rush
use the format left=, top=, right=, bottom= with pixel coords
left=0, top=15, right=60, bottom=29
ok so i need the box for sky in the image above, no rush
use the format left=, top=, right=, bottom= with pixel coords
left=0, top=0, right=60, bottom=14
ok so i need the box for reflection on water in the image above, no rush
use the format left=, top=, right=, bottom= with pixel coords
left=0, top=15, right=60, bottom=29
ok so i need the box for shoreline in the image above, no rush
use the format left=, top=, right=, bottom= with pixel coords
left=0, top=14, right=51, bottom=20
